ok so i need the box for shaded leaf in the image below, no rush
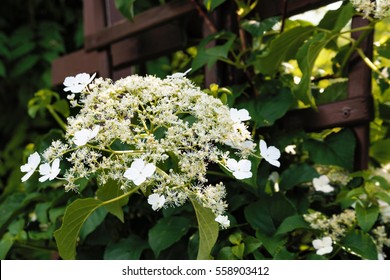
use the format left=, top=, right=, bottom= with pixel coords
left=276, top=215, right=310, bottom=235
left=104, top=235, right=148, bottom=260
left=355, top=204, right=379, bottom=232
left=280, top=164, right=318, bottom=191
left=191, top=199, right=219, bottom=260
left=370, top=139, right=390, bottom=164
left=148, top=216, right=191, bottom=258
left=97, top=179, right=129, bottom=222
left=10, top=54, right=39, bottom=77
left=340, top=230, right=377, bottom=260
left=79, top=206, right=108, bottom=241
left=203, top=0, right=227, bottom=11
left=114, top=0, right=136, bottom=20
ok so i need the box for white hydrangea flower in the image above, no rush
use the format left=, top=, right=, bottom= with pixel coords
left=20, top=152, right=41, bottom=182
left=226, top=158, right=252, bottom=180
left=38, top=158, right=61, bottom=182
left=166, top=68, right=192, bottom=79
left=378, top=200, right=390, bottom=223
left=229, top=108, right=251, bottom=123
left=312, top=236, right=333, bottom=255
left=215, top=215, right=230, bottom=228
left=147, top=193, right=166, bottom=211
left=124, top=159, right=156, bottom=186
left=63, top=72, right=96, bottom=93
left=313, top=175, right=334, bottom=193
left=73, top=126, right=100, bottom=146
left=259, top=139, right=281, bottom=167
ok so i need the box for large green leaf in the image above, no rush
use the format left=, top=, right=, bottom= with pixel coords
left=97, top=179, right=129, bottom=222
left=0, top=233, right=14, bottom=260
left=104, top=235, right=149, bottom=260
left=280, top=164, right=318, bottom=191
left=340, top=230, right=378, bottom=260
left=255, top=26, right=314, bottom=75
left=245, top=194, right=296, bottom=236
left=191, top=32, right=236, bottom=71
left=294, top=32, right=333, bottom=106
left=10, top=54, right=39, bottom=77
left=275, top=215, right=310, bottom=235
left=191, top=199, right=219, bottom=260
left=148, top=216, right=191, bottom=258
left=370, top=139, right=390, bottom=164
left=54, top=198, right=103, bottom=260
left=304, top=129, right=356, bottom=171
left=79, top=207, right=108, bottom=241
left=240, top=88, right=294, bottom=128
left=355, top=204, right=379, bottom=232
left=318, top=2, right=354, bottom=33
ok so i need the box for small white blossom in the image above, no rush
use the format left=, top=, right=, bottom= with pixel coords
left=226, top=158, right=252, bottom=180
left=124, top=159, right=156, bottom=186
left=39, top=158, right=61, bottom=182
left=63, top=72, right=96, bottom=93
left=268, top=171, right=280, bottom=192
left=259, top=139, right=281, bottom=167
left=147, top=193, right=166, bottom=211
left=20, top=152, right=41, bottom=182
left=313, top=175, right=334, bottom=193
left=73, top=126, right=100, bottom=146
left=285, top=144, right=296, bottom=155
left=229, top=108, right=251, bottom=123
left=215, top=215, right=230, bottom=228
left=312, top=236, right=333, bottom=255
left=378, top=200, right=390, bottom=222
left=167, top=68, right=192, bottom=79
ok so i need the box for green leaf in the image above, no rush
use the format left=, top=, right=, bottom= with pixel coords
left=104, top=235, right=149, bottom=260
left=280, top=164, right=318, bottom=191
left=0, top=233, right=14, bottom=260
left=203, top=0, right=227, bottom=11
left=191, top=32, right=236, bottom=72
left=191, top=199, right=219, bottom=260
left=79, top=207, right=108, bottom=240
left=9, top=42, right=35, bottom=60
left=148, top=216, right=191, bottom=258
left=97, top=179, right=129, bottom=222
left=304, top=129, right=356, bottom=171
left=370, top=139, right=390, bottom=164
left=340, top=230, right=378, bottom=260
left=0, top=61, right=6, bottom=77
left=245, top=194, right=296, bottom=236
left=256, top=230, right=287, bottom=257
left=10, top=54, right=39, bottom=77
left=240, top=88, right=294, bottom=128
left=275, top=215, right=310, bottom=235
left=294, top=32, right=333, bottom=106
left=355, top=204, right=379, bottom=232
left=241, top=17, right=279, bottom=37
left=243, top=236, right=262, bottom=256
left=52, top=99, right=70, bottom=118
left=232, top=243, right=245, bottom=259
left=255, top=26, right=314, bottom=75
left=318, top=2, right=354, bottom=33
left=54, top=198, right=103, bottom=260
left=316, top=81, right=348, bottom=105
left=114, top=0, right=136, bottom=20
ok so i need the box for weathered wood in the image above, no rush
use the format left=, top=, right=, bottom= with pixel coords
left=283, top=95, right=373, bottom=131
left=84, top=0, right=196, bottom=51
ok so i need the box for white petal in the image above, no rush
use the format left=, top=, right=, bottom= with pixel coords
left=21, top=171, right=34, bottom=182
left=268, top=146, right=281, bottom=160
left=131, top=159, right=145, bottom=171
left=226, top=158, right=238, bottom=171
left=233, top=170, right=252, bottom=180
left=259, top=139, right=268, bottom=154
left=90, top=125, right=100, bottom=138
left=133, top=175, right=146, bottom=186
left=142, top=163, right=156, bottom=177
left=312, top=239, right=323, bottom=250
left=322, top=236, right=333, bottom=247
left=73, top=129, right=90, bottom=146
left=238, top=159, right=251, bottom=172
left=267, top=158, right=281, bottom=168
left=123, top=168, right=139, bottom=181
left=63, top=76, right=76, bottom=87
left=317, top=246, right=333, bottom=255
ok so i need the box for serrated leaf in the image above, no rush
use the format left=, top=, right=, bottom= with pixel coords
left=355, top=204, right=379, bottom=232
left=104, top=235, right=149, bottom=260
left=340, top=230, right=377, bottom=260
left=148, top=216, right=191, bottom=258
left=304, top=129, right=356, bottom=171
left=54, top=198, right=103, bottom=260
left=97, top=179, right=129, bottom=222
left=191, top=198, right=219, bottom=260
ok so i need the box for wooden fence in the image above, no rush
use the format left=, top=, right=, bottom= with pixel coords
left=51, top=0, right=374, bottom=170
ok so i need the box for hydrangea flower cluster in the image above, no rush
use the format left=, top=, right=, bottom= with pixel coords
left=21, top=72, right=281, bottom=228
left=350, top=0, right=390, bottom=19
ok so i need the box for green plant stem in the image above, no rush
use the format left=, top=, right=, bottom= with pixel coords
left=46, top=105, right=67, bottom=130
left=102, top=185, right=141, bottom=206
left=356, top=48, right=390, bottom=84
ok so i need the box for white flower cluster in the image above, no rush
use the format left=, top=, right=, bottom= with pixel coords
left=350, top=0, right=390, bottom=19
left=21, top=72, right=281, bottom=228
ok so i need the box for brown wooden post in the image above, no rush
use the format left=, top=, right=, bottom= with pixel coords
left=348, top=16, right=374, bottom=170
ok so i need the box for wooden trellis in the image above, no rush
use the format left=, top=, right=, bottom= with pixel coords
left=51, top=0, right=374, bottom=170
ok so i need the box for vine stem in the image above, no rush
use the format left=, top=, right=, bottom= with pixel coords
left=101, top=185, right=141, bottom=206
left=46, top=105, right=67, bottom=130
